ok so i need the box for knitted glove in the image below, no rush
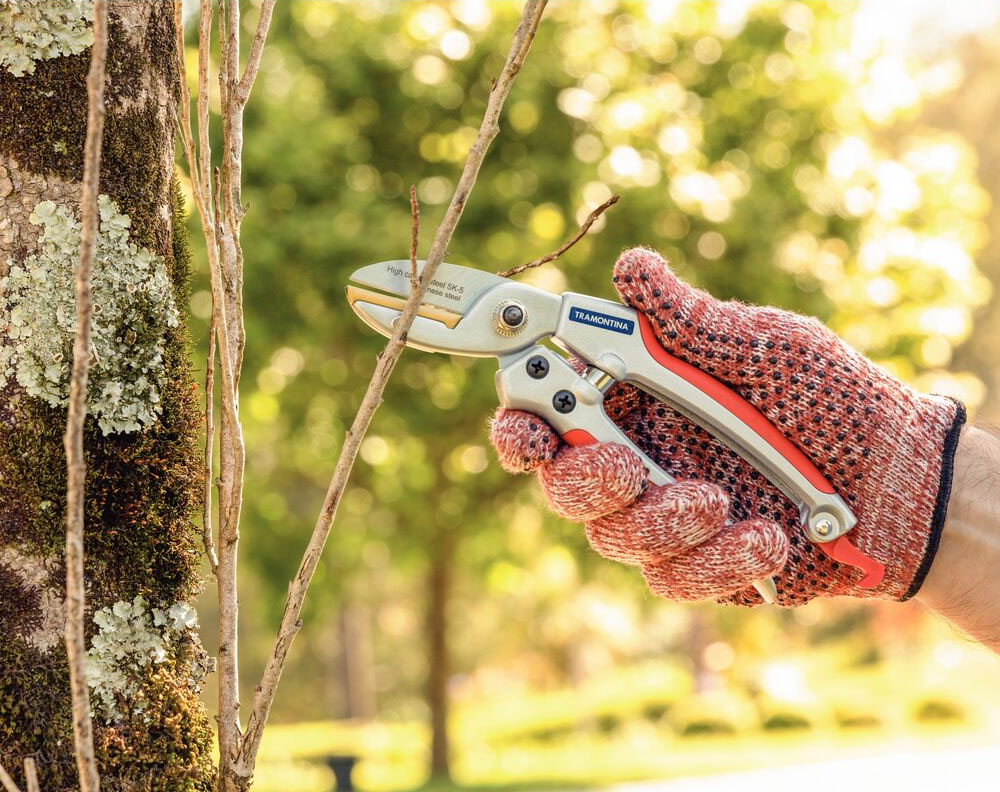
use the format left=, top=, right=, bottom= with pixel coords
left=490, top=248, right=965, bottom=606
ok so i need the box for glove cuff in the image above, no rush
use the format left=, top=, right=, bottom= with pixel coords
left=899, top=397, right=966, bottom=600
left=852, top=394, right=966, bottom=600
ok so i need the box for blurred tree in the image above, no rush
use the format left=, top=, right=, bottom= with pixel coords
left=181, top=0, right=991, bottom=781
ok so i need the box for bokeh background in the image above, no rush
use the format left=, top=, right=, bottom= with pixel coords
left=179, top=1, right=1000, bottom=789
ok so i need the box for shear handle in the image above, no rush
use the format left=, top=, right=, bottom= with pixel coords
left=495, top=346, right=779, bottom=603
left=552, top=293, right=884, bottom=590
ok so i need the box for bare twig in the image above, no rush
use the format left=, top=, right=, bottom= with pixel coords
left=22, top=760, right=38, bottom=792
left=197, top=0, right=213, bottom=196
left=236, top=0, right=549, bottom=776
left=175, top=4, right=245, bottom=780
left=175, top=3, right=273, bottom=787
left=0, top=762, right=23, bottom=792
left=175, top=2, right=220, bottom=577
left=202, top=306, right=219, bottom=574
left=64, top=4, right=108, bottom=792
left=409, top=185, right=420, bottom=290
left=235, top=0, right=277, bottom=105
left=173, top=2, right=199, bottom=187
left=497, top=193, right=620, bottom=277
left=213, top=10, right=251, bottom=784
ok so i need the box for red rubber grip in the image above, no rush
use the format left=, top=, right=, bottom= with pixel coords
left=817, top=537, right=885, bottom=588
left=562, top=429, right=598, bottom=446
left=637, top=314, right=835, bottom=495
left=559, top=349, right=884, bottom=588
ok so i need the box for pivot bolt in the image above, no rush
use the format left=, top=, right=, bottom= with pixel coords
left=553, top=390, right=576, bottom=414
left=494, top=300, right=528, bottom=336
left=814, top=518, right=834, bottom=538
left=501, top=304, right=524, bottom=328
left=526, top=355, right=549, bottom=379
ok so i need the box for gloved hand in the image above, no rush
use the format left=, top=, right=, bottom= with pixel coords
left=490, top=248, right=965, bottom=606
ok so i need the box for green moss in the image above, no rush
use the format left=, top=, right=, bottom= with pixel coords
left=0, top=639, right=76, bottom=791
left=0, top=17, right=173, bottom=187
left=170, top=176, right=193, bottom=305
left=0, top=45, right=87, bottom=181
left=102, top=103, right=171, bottom=254
left=0, top=637, right=216, bottom=792
left=0, top=175, right=209, bottom=786
left=97, top=665, right=216, bottom=792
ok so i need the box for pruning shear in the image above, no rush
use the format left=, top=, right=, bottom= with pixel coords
left=346, top=260, right=885, bottom=604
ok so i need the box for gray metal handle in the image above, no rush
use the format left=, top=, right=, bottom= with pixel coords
left=496, top=346, right=778, bottom=603
left=552, top=294, right=856, bottom=546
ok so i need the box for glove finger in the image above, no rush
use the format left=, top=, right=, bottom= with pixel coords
left=539, top=442, right=647, bottom=522
left=489, top=409, right=560, bottom=474
left=584, top=480, right=729, bottom=566
left=640, top=519, right=788, bottom=601
left=612, top=246, right=758, bottom=357
left=612, top=246, right=850, bottom=390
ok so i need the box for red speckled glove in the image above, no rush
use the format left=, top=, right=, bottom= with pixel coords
left=490, top=248, right=965, bottom=606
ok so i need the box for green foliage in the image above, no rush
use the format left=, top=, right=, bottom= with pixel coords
left=185, top=0, right=990, bottom=730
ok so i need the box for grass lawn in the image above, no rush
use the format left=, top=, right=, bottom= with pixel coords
left=251, top=642, right=1000, bottom=792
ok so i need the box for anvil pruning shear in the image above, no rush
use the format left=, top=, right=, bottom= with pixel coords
left=346, top=260, right=886, bottom=604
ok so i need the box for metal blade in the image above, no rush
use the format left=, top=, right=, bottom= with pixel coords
left=349, top=260, right=506, bottom=315
left=346, top=285, right=464, bottom=329
left=347, top=274, right=563, bottom=358
left=347, top=295, right=496, bottom=357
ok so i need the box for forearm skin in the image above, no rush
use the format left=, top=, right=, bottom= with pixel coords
left=916, top=424, right=1000, bottom=652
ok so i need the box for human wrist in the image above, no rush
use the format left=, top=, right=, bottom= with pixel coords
left=915, top=424, right=1000, bottom=651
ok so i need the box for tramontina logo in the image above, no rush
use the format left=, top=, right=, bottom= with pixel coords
left=568, top=307, right=635, bottom=335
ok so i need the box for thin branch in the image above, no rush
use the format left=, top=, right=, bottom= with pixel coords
left=173, top=2, right=199, bottom=193
left=215, top=2, right=254, bottom=783
left=236, top=0, right=549, bottom=775
left=175, top=3, right=253, bottom=788
left=175, top=0, right=221, bottom=579
left=64, top=3, right=108, bottom=792
left=0, top=762, right=23, bottom=792
left=497, top=193, right=619, bottom=277
left=197, top=0, right=213, bottom=197
left=22, top=760, right=38, bottom=792
left=202, top=308, right=219, bottom=574
left=409, top=185, right=420, bottom=291
left=235, top=0, right=277, bottom=105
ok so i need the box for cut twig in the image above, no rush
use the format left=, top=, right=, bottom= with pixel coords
left=22, top=760, right=38, bottom=792
left=409, top=185, right=420, bottom=290
left=64, top=3, right=107, bottom=792
left=497, top=193, right=619, bottom=277
left=236, top=0, right=549, bottom=776
left=0, top=761, right=22, bottom=792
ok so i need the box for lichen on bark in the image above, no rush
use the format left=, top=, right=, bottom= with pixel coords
left=0, top=0, right=94, bottom=77
left=1, top=194, right=179, bottom=434
left=0, top=3, right=215, bottom=789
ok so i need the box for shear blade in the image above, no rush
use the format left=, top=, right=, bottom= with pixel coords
left=349, top=260, right=506, bottom=315
left=348, top=297, right=496, bottom=357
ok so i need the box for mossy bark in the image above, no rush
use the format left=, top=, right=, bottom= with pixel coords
left=0, top=4, right=215, bottom=790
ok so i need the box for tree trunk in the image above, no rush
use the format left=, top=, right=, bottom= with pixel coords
left=0, top=4, right=215, bottom=790
left=426, top=526, right=454, bottom=781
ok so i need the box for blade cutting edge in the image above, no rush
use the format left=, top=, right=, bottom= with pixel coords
left=345, top=285, right=464, bottom=329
